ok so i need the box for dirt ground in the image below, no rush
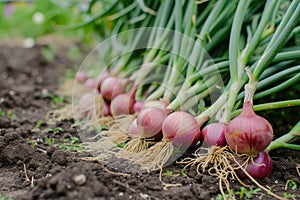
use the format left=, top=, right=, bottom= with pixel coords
left=0, top=43, right=299, bottom=200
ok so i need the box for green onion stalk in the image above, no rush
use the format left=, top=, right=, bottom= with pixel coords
left=267, top=121, right=300, bottom=152
left=208, top=0, right=300, bottom=124
left=163, top=0, right=237, bottom=112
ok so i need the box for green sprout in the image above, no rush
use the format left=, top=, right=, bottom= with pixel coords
left=45, top=137, right=55, bottom=146
left=285, top=179, right=297, bottom=190
left=0, top=193, right=13, bottom=200
left=215, top=187, right=261, bottom=200
left=6, top=110, right=17, bottom=121
left=0, top=108, right=4, bottom=117
left=43, top=127, right=62, bottom=134
left=41, top=47, right=55, bottom=62
left=235, top=187, right=261, bottom=199
left=164, top=170, right=173, bottom=177
left=30, top=140, right=36, bottom=148
left=116, top=142, right=126, bottom=148
left=283, top=192, right=296, bottom=199
left=42, top=93, right=69, bottom=106
left=59, top=137, right=84, bottom=151
left=180, top=168, right=188, bottom=177
left=33, top=120, right=43, bottom=130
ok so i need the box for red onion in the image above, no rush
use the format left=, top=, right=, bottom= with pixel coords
left=202, top=123, right=227, bottom=147
left=110, top=86, right=137, bottom=116
left=129, top=119, right=139, bottom=136
left=84, top=78, right=98, bottom=90
left=162, top=111, right=200, bottom=148
left=102, top=103, right=111, bottom=116
left=75, top=71, right=88, bottom=83
left=133, top=101, right=144, bottom=113
left=78, top=92, right=93, bottom=117
left=142, top=99, right=169, bottom=110
left=137, top=107, right=166, bottom=139
left=100, top=77, right=126, bottom=102
left=78, top=92, right=102, bottom=117
left=97, top=70, right=110, bottom=93
left=225, top=101, right=273, bottom=155
left=237, top=151, right=273, bottom=179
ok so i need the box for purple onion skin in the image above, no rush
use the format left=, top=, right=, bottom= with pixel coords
left=75, top=71, right=88, bottom=83
left=102, top=103, right=111, bottom=116
left=100, top=77, right=126, bottom=102
left=133, top=101, right=144, bottom=113
left=225, top=102, right=273, bottom=155
left=238, top=151, right=273, bottom=179
left=141, top=99, right=170, bottom=115
left=84, top=78, right=98, bottom=90
left=96, top=70, right=110, bottom=93
left=129, top=119, right=139, bottom=136
left=162, top=112, right=200, bottom=148
left=78, top=92, right=93, bottom=117
left=110, top=85, right=137, bottom=116
left=110, top=93, right=135, bottom=116
left=202, top=123, right=227, bottom=147
left=137, top=107, right=166, bottom=139
left=78, top=92, right=103, bottom=117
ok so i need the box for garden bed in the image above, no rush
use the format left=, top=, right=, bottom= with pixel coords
left=0, top=43, right=299, bottom=200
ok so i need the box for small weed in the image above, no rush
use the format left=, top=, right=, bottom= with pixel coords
left=0, top=193, right=13, bottom=200
left=6, top=110, right=17, bottom=121
left=215, top=190, right=234, bottom=200
left=283, top=192, right=296, bottom=199
left=30, top=177, right=35, bottom=188
left=215, top=187, right=261, bottom=200
left=65, top=69, right=76, bottom=79
left=116, top=142, right=126, bottom=148
left=59, top=137, right=84, bottom=151
left=164, top=169, right=183, bottom=177
left=42, top=93, right=68, bottom=106
left=33, top=120, right=43, bottom=130
left=235, top=187, right=261, bottom=199
left=180, top=168, right=188, bottom=177
left=30, top=140, right=36, bottom=148
left=43, top=127, right=62, bottom=134
left=45, top=137, right=55, bottom=146
left=285, top=179, right=297, bottom=190
left=70, top=136, right=80, bottom=144
left=93, top=125, right=109, bottom=132
left=59, top=143, right=85, bottom=151
left=0, top=108, right=4, bottom=117
left=37, top=138, right=44, bottom=143
left=165, top=170, right=173, bottom=177
left=41, top=47, right=55, bottom=62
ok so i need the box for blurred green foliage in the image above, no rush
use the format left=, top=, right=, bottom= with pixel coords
left=0, top=0, right=101, bottom=46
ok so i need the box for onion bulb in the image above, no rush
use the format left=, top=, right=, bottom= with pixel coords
left=133, top=101, right=144, bottom=113
left=162, top=111, right=200, bottom=148
left=75, top=71, right=88, bottom=83
left=78, top=92, right=103, bottom=118
left=129, top=119, right=139, bottom=136
left=137, top=107, right=166, bottom=139
left=97, top=70, right=110, bottom=93
left=110, top=86, right=137, bottom=116
left=84, top=78, right=98, bottom=90
left=78, top=92, right=93, bottom=117
left=100, top=77, right=126, bottom=102
left=225, top=101, right=273, bottom=155
left=102, top=103, right=110, bottom=116
left=237, top=151, right=273, bottom=179
left=202, top=123, right=227, bottom=147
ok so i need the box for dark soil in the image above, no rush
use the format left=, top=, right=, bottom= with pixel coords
left=0, top=44, right=299, bottom=200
